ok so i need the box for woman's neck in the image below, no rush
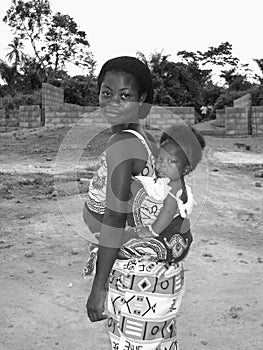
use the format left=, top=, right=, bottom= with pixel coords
left=111, top=122, right=141, bottom=133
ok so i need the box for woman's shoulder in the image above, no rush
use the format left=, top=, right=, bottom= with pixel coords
left=107, top=129, right=151, bottom=151
left=107, top=130, right=138, bottom=145
left=105, top=131, right=147, bottom=164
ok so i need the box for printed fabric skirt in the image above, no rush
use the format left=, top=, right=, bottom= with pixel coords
left=107, top=258, right=184, bottom=350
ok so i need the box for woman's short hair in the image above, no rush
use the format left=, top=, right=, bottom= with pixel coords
left=98, top=56, right=154, bottom=118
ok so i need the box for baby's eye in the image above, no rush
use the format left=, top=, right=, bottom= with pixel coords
left=168, top=159, right=178, bottom=164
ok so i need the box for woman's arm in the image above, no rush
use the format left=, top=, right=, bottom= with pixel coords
left=86, top=133, right=147, bottom=321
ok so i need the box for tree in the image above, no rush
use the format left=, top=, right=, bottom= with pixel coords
left=61, top=75, right=98, bottom=106
left=3, top=0, right=95, bottom=80
left=5, top=37, right=26, bottom=68
left=253, top=59, right=263, bottom=84
left=19, top=56, right=47, bottom=91
left=44, top=12, right=96, bottom=74
left=0, top=59, right=19, bottom=95
left=177, top=42, right=239, bottom=68
left=137, top=51, right=204, bottom=108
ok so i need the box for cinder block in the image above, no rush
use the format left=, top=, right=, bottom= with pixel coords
left=225, top=130, right=236, bottom=135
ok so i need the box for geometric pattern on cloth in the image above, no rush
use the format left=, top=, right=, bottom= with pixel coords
left=108, top=289, right=184, bottom=319
left=109, top=333, right=179, bottom=350
left=107, top=258, right=184, bottom=350
left=119, top=237, right=167, bottom=262
left=119, top=315, right=177, bottom=340
left=109, top=268, right=184, bottom=295
left=86, top=128, right=155, bottom=215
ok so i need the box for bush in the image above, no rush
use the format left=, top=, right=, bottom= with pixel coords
left=251, top=85, right=263, bottom=106
left=0, top=90, right=41, bottom=110
left=214, top=91, right=247, bottom=111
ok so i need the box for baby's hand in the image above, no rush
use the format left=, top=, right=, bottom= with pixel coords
left=137, top=225, right=154, bottom=239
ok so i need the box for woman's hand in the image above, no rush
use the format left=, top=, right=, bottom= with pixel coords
left=86, top=283, right=107, bottom=322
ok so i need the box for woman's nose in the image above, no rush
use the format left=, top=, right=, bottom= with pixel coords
left=110, top=94, right=121, bottom=105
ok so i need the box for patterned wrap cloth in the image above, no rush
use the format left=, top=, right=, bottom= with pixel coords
left=107, top=258, right=184, bottom=350
left=84, top=130, right=190, bottom=349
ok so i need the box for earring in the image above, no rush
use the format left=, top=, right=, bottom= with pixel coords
left=183, top=166, right=192, bottom=176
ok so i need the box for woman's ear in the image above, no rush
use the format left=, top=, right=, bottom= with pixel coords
left=139, top=92, right=147, bottom=105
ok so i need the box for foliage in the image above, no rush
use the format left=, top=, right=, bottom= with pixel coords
left=213, top=91, right=247, bottom=111
left=250, top=84, right=263, bottom=106
left=1, top=17, right=263, bottom=115
left=5, top=37, right=26, bottom=67
left=253, top=59, right=263, bottom=84
left=0, top=90, right=41, bottom=110
left=50, top=75, right=98, bottom=106
left=137, top=51, right=203, bottom=108
left=0, top=59, right=19, bottom=95
left=220, top=64, right=254, bottom=91
left=3, top=0, right=96, bottom=80
left=177, top=42, right=239, bottom=67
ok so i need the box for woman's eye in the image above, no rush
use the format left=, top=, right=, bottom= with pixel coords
left=121, top=93, right=131, bottom=100
left=101, top=91, right=111, bottom=97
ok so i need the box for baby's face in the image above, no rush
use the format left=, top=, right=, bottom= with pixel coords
left=155, top=143, right=187, bottom=181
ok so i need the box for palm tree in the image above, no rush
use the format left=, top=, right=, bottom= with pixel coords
left=5, top=37, right=26, bottom=68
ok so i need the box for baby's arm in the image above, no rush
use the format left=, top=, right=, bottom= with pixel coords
left=150, top=180, right=181, bottom=235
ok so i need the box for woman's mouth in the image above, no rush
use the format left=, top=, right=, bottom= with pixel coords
left=104, top=108, right=123, bottom=117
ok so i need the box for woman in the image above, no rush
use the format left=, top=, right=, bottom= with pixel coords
left=85, top=56, right=185, bottom=350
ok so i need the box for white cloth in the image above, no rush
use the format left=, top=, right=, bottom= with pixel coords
left=175, top=185, right=196, bottom=218
left=135, top=176, right=196, bottom=218
left=135, top=176, right=171, bottom=201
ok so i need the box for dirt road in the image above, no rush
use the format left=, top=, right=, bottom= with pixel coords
left=0, top=126, right=262, bottom=350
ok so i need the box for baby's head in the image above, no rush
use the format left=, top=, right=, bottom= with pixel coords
left=98, top=56, right=153, bottom=119
left=156, top=124, right=205, bottom=180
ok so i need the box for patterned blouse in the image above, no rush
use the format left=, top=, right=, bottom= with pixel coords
left=85, top=129, right=155, bottom=215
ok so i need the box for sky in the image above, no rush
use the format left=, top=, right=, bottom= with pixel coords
left=0, top=0, right=262, bottom=81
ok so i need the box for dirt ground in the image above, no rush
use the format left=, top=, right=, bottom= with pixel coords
left=0, top=124, right=263, bottom=350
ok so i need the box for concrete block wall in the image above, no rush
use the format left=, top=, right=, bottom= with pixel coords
left=216, top=93, right=263, bottom=136
left=44, top=104, right=195, bottom=129
left=215, top=109, right=225, bottom=127
left=0, top=109, right=20, bottom=127
left=19, top=105, right=41, bottom=128
left=146, top=106, right=195, bottom=129
left=7, top=110, right=20, bottom=127
left=45, top=105, right=104, bottom=128
left=42, top=83, right=64, bottom=108
left=233, top=93, right=252, bottom=109
left=42, top=83, right=64, bottom=126
left=225, top=107, right=249, bottom=136
left=0, top=108, right=6, bottom=127
left=251, top=106, right=263, bottom=135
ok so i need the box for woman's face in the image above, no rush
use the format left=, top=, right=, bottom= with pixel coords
left=99, top=71, right=145, bottom=126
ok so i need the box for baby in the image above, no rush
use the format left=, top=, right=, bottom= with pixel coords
left=119, top=123, right=205, bottom=262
